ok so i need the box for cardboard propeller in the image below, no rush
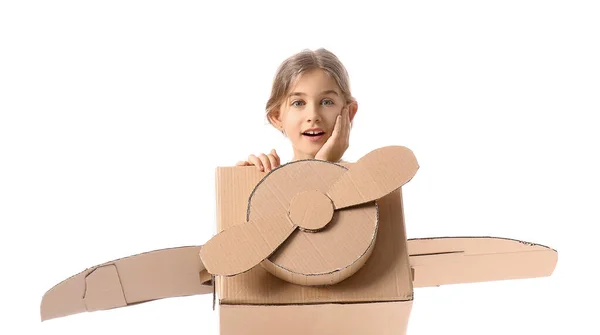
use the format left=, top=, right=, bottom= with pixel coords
left=199, top=145, right=419, bottom=285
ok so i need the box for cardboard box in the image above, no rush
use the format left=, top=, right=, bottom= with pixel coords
left=212, top=163, right=414, bottom=334
left=212, top=166, right=413, bottom=306
left=40, top=146, right=558, bottom=334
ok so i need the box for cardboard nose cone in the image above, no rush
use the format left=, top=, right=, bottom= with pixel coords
left=289, top=190, right=334, bottom=232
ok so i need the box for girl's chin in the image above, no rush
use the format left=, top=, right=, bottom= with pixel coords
left=293, top=147, right=324, bottom=160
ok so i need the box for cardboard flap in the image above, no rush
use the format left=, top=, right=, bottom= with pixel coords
left=407, top=237, right=558, bottom=288
left=41, top=246, right=213, bottom=321
left=83, top=265, right=127, bottom=311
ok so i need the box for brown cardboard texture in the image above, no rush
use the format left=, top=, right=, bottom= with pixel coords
left=40, top=145, right=558, bottom=335
left=406, top=237, right=557, bottom=288
left=219, top=301, right=412, bottom=335
left=200, top=145, right=419, bottom=286
left=210, top=147, right=416, bottom=306
left=40, top=246, right=213, bottom=321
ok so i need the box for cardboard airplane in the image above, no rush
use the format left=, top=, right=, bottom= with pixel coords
left=40, top=146, right=558, bottom=334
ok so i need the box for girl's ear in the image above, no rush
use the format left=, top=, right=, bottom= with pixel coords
left=348, top=101, right=358, bottom=123
left=268, top=111, right=283, bottom=130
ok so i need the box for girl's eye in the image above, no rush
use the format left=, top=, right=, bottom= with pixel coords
left=291, top=99, right=333, bottom=107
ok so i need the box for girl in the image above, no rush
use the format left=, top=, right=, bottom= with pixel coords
left=236, top=48, right=359, bottom=171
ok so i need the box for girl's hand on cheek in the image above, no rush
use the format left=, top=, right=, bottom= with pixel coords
left=236, top=149, right=281, bottom=172
left=315, top=106, right=351, bottom=162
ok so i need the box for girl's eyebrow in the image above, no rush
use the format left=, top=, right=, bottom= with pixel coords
left=289, top=90, right=339, bottom=97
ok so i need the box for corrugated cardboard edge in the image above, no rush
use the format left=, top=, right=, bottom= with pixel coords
left=407, top=236, right=558, bottom=287
left=41, top=245, right=212, bottom=321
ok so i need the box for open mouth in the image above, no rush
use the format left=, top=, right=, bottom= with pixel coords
left=302, top=130, right=326, bottom=142
left=302, top=130, right=326, bottom=137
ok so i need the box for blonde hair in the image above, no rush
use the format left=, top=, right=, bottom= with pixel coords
left=265, top=48, right=356, bottom=128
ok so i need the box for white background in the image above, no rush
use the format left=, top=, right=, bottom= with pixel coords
left=1, top=1, right=598, bottom=334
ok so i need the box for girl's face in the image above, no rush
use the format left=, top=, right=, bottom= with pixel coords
left=271, top=69, right=357, bottom=161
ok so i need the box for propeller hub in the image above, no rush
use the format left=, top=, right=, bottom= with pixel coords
left=289, top=190, right=334, bottom=232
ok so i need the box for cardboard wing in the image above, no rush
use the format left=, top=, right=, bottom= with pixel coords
left=40, top=246, right=213, bottom=321
left=407, top=237, right=557, bottom=287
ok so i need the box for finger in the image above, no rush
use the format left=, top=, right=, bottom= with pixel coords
left=332, top=114, right=342, bottom=138
left=267, top=154, right=278, bottom=170
left=338, top=107, right=346, bottom=136
left=270, top=149, right=281, bottom=166
left=235, top=161, right=249, bottom=166
left=344, top=106, right=350, bottom=126
left=344, top=107, right=351, bottom=135
left=248, top=154, right=263, bottom=171
left=259, top=153, right=272, bottom=172
left=346, top=106, right=351, bottom=124
left=342, top=106, right=351, bottom=138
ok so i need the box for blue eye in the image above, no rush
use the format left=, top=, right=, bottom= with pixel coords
left=291, top=99, right=333, bottom=107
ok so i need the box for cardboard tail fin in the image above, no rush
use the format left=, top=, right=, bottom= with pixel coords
left=407, top=237, right=558, bottom=288
left=40, top=245, right=213, bottom=321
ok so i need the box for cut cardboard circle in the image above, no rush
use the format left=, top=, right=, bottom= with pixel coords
left=247, top=160, right=378, bottom=286
left=289, top=190, right=334, bottom=232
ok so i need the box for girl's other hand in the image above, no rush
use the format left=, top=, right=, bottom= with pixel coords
left=235, top=149, right=281, bottom=172
left=315, top=106, right=351, bottom=162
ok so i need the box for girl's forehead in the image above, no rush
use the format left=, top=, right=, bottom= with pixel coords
left=288, top=70, right=341, bottom=96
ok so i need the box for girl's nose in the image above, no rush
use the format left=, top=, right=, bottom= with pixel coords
left=306, top=104, right=322, bottom=122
